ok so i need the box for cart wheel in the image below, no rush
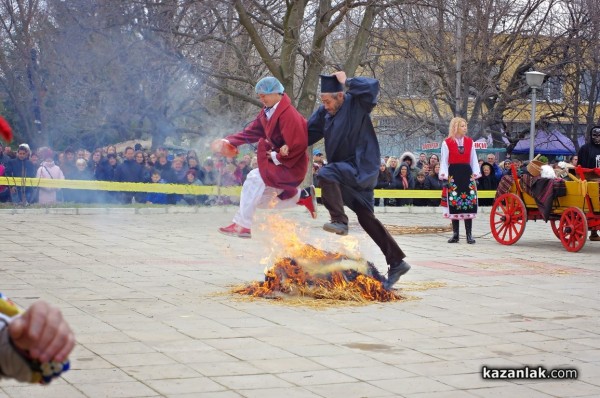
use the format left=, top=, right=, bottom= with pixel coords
left=550, top=219, right=561, bottom=239
left=558, top=207, right=587, bottom=252
left=490, top=193, right=527, bottom=245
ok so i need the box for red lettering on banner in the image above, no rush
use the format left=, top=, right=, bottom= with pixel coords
left=422, top=142, right=440, bottom=150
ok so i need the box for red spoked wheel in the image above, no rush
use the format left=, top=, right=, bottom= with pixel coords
left=490, top=193, right=527, bottom=245
left=558, top=207, right=587, bottom=252
left=550, top=219, right=561, bottom=239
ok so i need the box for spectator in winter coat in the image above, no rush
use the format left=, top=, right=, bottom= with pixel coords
left=399, top=151, right=417, bottom=177
left=88, top=150, right=104, bottom=180
left=115, top=146, right=144, bottom=204
left=35, top=148, right=65, bottom=205
left=0, top=143, right=9, bottom=166
left=162, top=157, right=186, bottom=205
left=68, top=159, right=93, bottom=203
left=428, top=153, right=439, bottom=169
left=181, top=169, right=204, bottom=205
left=485, top=153, right=504, bottom=181
left=416, top=152, right=428, bottom=169
left=425, top=163, right=443, bottom=206
left=392, top=163, right=414, bottom=206
left=145, top=169, right=168, bottom=205
left=375, top=161, right=393, bottom=206
left=5, top=144, right=36, bottom=204
left=477, top=161, right=499, bottom=206
left=413, top=170, right=429, bottom=206
left=154, top=154, right=171, bottom=172
left=60, top=147, right=77, bottom=180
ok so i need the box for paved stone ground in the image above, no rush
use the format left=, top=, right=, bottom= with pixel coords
left=0, top=205, right=599, bottom=397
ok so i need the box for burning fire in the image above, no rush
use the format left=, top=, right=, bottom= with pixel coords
left=233, top=215, right=403, bottom=303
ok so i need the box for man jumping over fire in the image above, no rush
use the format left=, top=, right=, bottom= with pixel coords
left=307, top=72, right=411, bottom=290
left=213, top=76, right=317, bottom=239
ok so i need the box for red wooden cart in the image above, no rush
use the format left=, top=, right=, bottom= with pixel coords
left=490, top=165, right=600, bottom=252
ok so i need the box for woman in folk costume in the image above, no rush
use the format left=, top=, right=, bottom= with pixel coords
left=36, top=148, right=65, bottom=204
left=439, top=117, right=481, bottom=244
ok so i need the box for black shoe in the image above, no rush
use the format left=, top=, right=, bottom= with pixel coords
left=383, top=260, right=411, bottom=290
left=465, top=219, right=475, bottom=244
left=448, top=220, right=459, bottom=243
left=323, top=221, right=348, bottom=235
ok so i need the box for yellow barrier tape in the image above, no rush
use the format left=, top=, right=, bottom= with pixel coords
left=0, top=177, right=497, bottom=198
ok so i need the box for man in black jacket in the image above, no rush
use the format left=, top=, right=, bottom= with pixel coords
left=114, top=147, right=143, bottom=204
left=307, top=72, right=411, bottom=290
left=5, top=144, right=36, bottom=204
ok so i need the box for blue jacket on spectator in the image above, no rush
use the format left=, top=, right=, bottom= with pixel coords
left=145, top=179, right=168, bottom=204
left=492, top=162, right=503, bottom=181
left=115, top=159, right=143, bottom=183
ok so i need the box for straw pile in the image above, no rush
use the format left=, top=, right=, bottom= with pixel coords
left=232, top=245, right=404, bottom=303
left=384, top=224, right=452, bottom=235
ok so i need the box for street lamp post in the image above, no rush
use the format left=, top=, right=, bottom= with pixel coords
left=525, top=71, right=546, bottom=161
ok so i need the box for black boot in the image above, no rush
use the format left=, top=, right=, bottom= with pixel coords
left=448, top=220, right=459, bottom=243
left=465, top=219, right=475, bottom=244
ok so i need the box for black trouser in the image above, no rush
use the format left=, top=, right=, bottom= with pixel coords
left=320, top=177, right=406, bottom=265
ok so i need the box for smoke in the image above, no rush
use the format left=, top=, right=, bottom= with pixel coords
left=39, top=2, right=259, bottom=152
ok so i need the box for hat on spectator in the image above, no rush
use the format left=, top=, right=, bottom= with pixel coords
left=186, top=169, right=197, bottom=178
left=18, top=143, right=30, bottom=152
left=313, top=149, right=323, bottom=156
left=134, top=143, right=142, bottom=151
left=319, top=74, right=344, bottom=93
left=255, top=76, right=284, bottom=95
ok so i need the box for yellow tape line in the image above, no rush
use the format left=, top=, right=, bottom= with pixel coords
left=0, top=177, right=497, bottom=198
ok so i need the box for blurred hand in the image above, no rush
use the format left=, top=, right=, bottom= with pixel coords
left=279, top=145, right=289, bottom=157
left=333, top=71, right=346, bottom=85
left=9, top=300, right=75, bottom=363
left=210, top=139, right=225, bottom=154
left=210, top=139, right=238, bottom=157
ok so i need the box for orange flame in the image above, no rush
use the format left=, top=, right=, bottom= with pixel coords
left=237, top=215, right=402, bottom=302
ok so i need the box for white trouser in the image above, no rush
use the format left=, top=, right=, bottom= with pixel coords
left=232, top=168, right=301, bottom=229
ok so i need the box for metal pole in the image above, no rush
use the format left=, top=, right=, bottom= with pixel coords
left=528, top=87, right=537, bottom=161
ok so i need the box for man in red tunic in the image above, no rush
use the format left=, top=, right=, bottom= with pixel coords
left=214, top=77, right=316, bottom=238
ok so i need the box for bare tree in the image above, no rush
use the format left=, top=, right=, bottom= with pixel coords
left=164, top=0, right=394, bottom=118
left=0, top=0, right=47, bottom=144
left=374, top=0, right=571, bottom=151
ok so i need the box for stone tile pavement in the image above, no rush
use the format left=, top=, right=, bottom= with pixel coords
left=0, top=205, right=599, bottom=397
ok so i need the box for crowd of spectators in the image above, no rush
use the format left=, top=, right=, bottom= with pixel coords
left=0, top=142, right=542, bottom=208
left=0, top=142, right=256, bottom=206
left=375, top=151, right=516, bottom=207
